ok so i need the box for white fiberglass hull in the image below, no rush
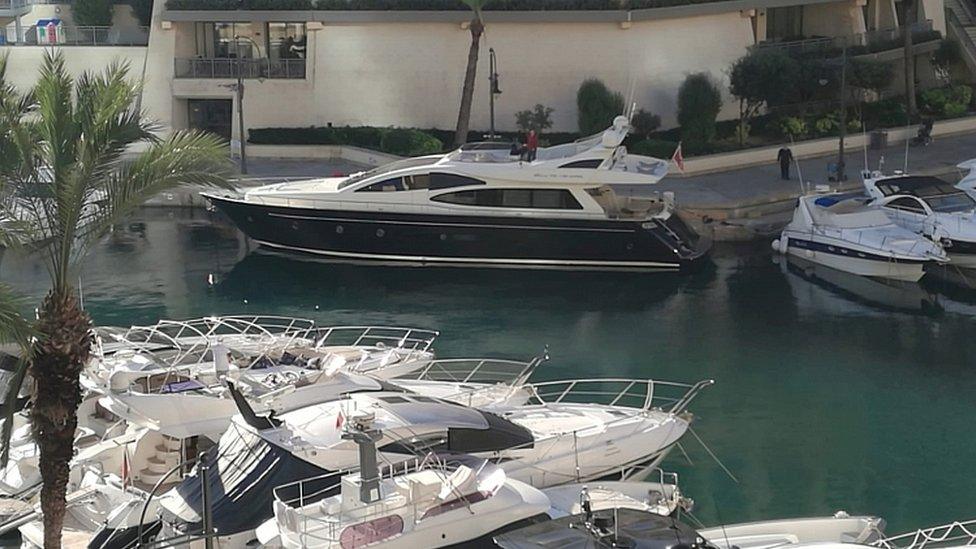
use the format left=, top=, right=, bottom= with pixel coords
left=775, top=235, right=930, bottom=282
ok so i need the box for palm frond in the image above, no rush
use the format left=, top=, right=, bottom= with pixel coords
left=0, top=283, right=32, bottom=350
left=78, top=130, right=232, bottom=250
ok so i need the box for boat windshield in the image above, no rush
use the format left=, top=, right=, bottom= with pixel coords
left=926, top=192, right=975, bottom=213
left=336, top=156, right=442, bottom=190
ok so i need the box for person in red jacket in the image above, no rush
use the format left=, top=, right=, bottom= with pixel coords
left=526, top=129, right=539, bottom=162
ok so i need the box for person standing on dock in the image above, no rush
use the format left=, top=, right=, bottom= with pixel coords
left=777, top=147, right=793, bottom=180
left=527, top=129, right=539, bottom=162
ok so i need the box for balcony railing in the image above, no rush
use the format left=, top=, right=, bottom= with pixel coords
left=174, top=57, right=306, bottom=79
left=753, top=20, right=938, bottom=55
left=21, top=25, right=149, bottom=46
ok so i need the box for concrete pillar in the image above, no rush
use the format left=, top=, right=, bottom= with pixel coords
left=919, top=0, right=946, bottom=34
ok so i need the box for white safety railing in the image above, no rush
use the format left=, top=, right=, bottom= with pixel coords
left=876, top=520, right=976, bottom=549
left=525, top=378, right=714, bottom=414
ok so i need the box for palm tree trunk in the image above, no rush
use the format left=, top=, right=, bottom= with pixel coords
left=903, top=0, right=918, bottom=118
left=30, top=289, right=92, bottom=549
left=454, top=18, right=484, bottom=147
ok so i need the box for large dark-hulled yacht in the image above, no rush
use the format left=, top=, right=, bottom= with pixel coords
left=205, top=116, right=710, bottom=270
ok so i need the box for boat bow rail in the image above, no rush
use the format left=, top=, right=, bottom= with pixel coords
left=310, top=326, right=439, bottom=353
left=875, top=520, right=976, bottom=549
left=523, top=378, right=714, bottom=414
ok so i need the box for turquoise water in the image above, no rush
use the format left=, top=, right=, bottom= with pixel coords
left=2, top=208, right=975, bottom=534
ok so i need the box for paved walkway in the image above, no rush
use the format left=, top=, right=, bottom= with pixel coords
left=654, top=131, right=976, bottom=210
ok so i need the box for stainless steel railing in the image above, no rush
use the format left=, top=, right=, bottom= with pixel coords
left=174, top=57, right=306, bottom=79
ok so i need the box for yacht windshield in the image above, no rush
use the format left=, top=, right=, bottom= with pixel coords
left=336, top=156, right=442, bottom=190
left=927, top=192, right=976, bottom=213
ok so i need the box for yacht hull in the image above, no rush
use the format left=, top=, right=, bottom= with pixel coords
left=207, top=195, right=707, bottom=271
left=781, top=236, right=929, bottom=282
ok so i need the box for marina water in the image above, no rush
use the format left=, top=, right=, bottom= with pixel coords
left=1, top=208, right=974, bottom=534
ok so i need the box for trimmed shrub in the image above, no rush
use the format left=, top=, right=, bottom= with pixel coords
left=126, top=0, right=154, bottom=26
left=778, top=116, right=807, bottom=139
left=73, top=0, right=115, bottom=26
left=631, top=109, right=661, bottom=139
left=576, top=78, right=624, bottom=135
left=515, top=104, right=555, bottom=132
left=628, top=139, right=680, bottom=159
left=944, top=102, right=967, bottom=118
left=379, top=128, right=443, bottom=156
left=811, top=113, right=838, bottom=137
left=728, top=49, right=799, bottom=142
left=677, top=73, right=722, bottom=144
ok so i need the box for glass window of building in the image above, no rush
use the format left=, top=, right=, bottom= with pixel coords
left=766, top=6, right=804, bottom=41
left=194, top=22, right=258, bottom=58
left=268, top=23, right=307, bottom=59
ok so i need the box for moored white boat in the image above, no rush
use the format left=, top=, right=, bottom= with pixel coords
left=773, top=193, right=947, bottom=281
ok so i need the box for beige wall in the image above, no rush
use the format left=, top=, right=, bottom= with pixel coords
left=1, top=45, right=146, bottom=93
left=158, top=12, right=753, bottom=137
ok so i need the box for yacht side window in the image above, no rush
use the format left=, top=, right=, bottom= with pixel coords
left=886, top=197, right=925, bottom=213
left=558, top=159, right=603, bottom=169
left=429, top=173, right=487, bottom=190
left=356, top=177, right=405, bottom=192
left=432, top=189, right=583, bottom=210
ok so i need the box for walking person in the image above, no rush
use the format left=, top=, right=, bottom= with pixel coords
left=526, top=129, right=539, bottom=162
left=777, top=146, right=793, bottom=180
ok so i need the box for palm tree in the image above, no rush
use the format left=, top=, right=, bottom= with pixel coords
left=903, top=0, right=918, bottom=118
left=453, top=0, right=488, bottom=147
left=0, top=51, right=231, bottom=549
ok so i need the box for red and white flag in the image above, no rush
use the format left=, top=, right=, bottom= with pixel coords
left=335, top=409, right=345, bottom=430
left=671, top=142, right=685, bottom=173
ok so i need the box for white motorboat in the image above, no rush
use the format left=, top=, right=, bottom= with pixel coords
left=90, top=316, right=440, bottom=392
left=138, top=377, right=711, bottom=548
left=10, top=357, right=547, bottom=548
left=203, top=117, right=710, bottom=271
left=495, top=509, right=885, bottom=549
left=772, top=193, right=947, bottom=281
left=862, top=171, right=976, bottom=269
left=99, top=355, right=544, bottom=439
left=259, top=412, right=690, bottom=549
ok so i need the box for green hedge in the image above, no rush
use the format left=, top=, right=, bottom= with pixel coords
left=249, top=126, right=443, bottom=156
left=167, top=0, right=731, bottom=10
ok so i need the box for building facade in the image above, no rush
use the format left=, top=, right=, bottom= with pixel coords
left=0, top=0, right=950, bottom=143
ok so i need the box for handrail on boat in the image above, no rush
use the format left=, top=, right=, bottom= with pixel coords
left=395, top=356, right=543, bottom=386
left=525, top=378, right=714, bottom=413
left=311, top=326, right=439, bottom=353
left=875, top=520, right=976, bottom=549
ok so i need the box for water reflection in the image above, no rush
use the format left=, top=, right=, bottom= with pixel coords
left=775, top=254, right=941, bottom=315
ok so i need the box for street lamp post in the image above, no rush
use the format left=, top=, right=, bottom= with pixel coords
left=230, top=35, right=262, bottom=175
left=837, top=43, right=848, bottom=182
left=488, top=48, right=501, bottom=140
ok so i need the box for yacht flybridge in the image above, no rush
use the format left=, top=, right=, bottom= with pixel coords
left=204, top=116, right=710, bottom=271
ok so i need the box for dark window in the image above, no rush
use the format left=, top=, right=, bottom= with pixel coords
left=429, top=173, right=487, bottom=190
left=447, top=411, right=534, bottom=453
left=559, top=159, right=603, bottom=169
left=357, top=178, right=405, bottom=192
left=380, top=433, right=448, bottom=455
left=377, top=395, right=410, bottom=404
left=887, top=197, right=925, bottom=213
left=432, top=189, right=583, bottom=210
left=408, top=174, right=430, bottom=190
